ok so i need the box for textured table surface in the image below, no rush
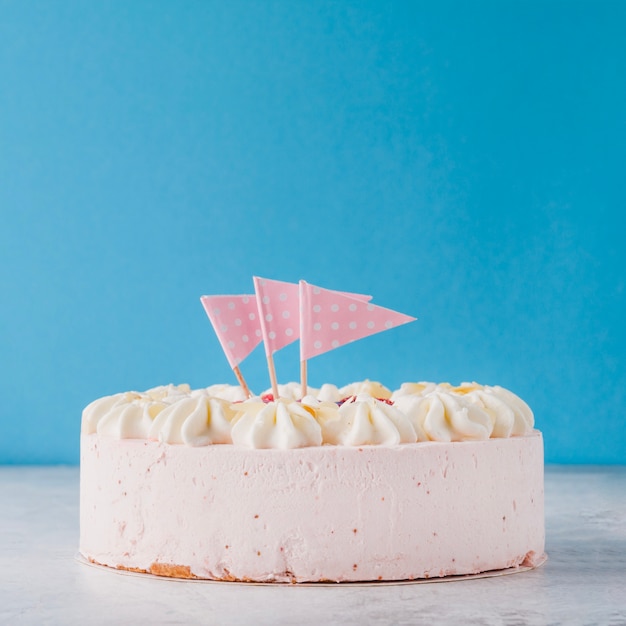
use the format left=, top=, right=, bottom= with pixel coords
left=1, top=466, right=625, bottom=625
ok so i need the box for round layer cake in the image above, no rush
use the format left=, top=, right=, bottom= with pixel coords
left=79, top=381, right=545, bottom=582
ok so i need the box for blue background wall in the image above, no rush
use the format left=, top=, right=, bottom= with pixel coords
left=1, top=1, right=624, bottom=464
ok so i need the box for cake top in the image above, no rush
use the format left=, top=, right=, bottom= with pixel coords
left=82, top=380, right=535, bottom=449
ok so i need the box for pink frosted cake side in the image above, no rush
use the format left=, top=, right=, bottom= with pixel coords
left=79, top=381, right=545, bottom=582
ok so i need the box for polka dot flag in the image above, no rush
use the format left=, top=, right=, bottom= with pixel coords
left=253, top=276, right=372, bottom=357
left=253, top=277, right=300, bottom=357
left=200, top=294, right=263, bottom=369
left=299, top=280, right=416, bottom=360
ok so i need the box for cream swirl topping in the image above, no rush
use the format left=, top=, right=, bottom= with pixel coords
left=82, top=381, right=535, bottom=446
left=82, top=384, right=192, bottom=438
left=393, top=392, right=493, bottom=442
left=148, top=396, right=236, bottom=446
left=230, top=399, right=322, bottom=449
left=83, top=392, right=171, bottom=438
left=299, top=395, right=341, bottom=442
left=390, top=382, right=439, bottom=400
left=392, top=382, right=534, bottom=442
left=82, top=392, right=140, bottom=435
left=339, top=380, right=392, bottom=400
left=192, top=384, right=248, bottom=402
left=318, top=395, right=417, bottom=446
left=315, top=383, right=341, bottom=403
left=144, top=383, right=191, bottom=401
left=95, top=397, right=168, bottom=439
left=465, top=385, right=534, bottom=437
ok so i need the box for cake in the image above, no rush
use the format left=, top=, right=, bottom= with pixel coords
left=79, top=380, right=545, bottom=583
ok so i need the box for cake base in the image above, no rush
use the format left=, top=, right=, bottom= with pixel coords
left=80, top=432, right=545, bottom=583
left=76, top=552, right=547, bottom=585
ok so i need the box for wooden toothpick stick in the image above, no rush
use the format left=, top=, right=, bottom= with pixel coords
left=233, top=365, right=252, bottom=399
left=300, top=359, right=307, bottom=399
left=267, top=352, right=279, bottom=400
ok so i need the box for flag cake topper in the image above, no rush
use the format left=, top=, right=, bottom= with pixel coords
left=201, top=277, right=415, bottom=400
left=253, top=277, right=300, bottom=356
left=200, top=294, right=262, bottom=397
left=252, top=276, right=373, bottom=398
left=299, top=280, right=415, bottom=360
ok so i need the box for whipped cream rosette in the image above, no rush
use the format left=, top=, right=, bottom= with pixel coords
left=230, top=399, right=322, bottom=449
left=392, top=385, right=491, bottom=442
left=392, top=382, right=534, bottom=442
left=193, top=384, right=248, bottom=403
left=339, top=380, right=392, bottom=400
left=464, top=385, right=535, bottom=437
left=95, top=400, right=168, bottom=439
left=315, top=383, right=341, bottom=402
left=299, top=394, right=341, bottom=440
left=90, top=398, right=168, bottom=439
left=143, top=383, right=192, bottom=401
left=308, top=394, right=417, bottom=446
left=82, top=386, right=190, bottom=439
left=390, top=381, right=440, bottom=399
left=148, top=395, right=236, bottom=446
left=82, top=392, right=140, bottom=435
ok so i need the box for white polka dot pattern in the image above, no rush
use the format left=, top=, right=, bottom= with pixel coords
left=252, top=277, right=374, bottom=357
left=299, top=281, right=416, bottom=360
left=200, top=294, right=263, bottom=368
left=253, top=276, right=300, bottom=356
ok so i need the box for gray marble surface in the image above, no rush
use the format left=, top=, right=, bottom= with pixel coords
left=0, top=466, right=624, bottom=625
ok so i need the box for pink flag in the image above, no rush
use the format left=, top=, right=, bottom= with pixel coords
left=200, top=295, right=263, bottom=368
left=253, top=277, right=301, bottom=356
left=299, top=281, right=416, bottom=360
left=253, top=276, right=372, bottom=356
